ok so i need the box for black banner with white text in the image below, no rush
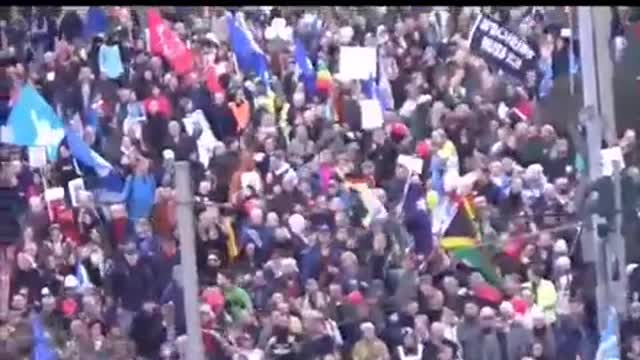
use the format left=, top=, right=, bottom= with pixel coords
left=469, top=15, right=539, bottom=83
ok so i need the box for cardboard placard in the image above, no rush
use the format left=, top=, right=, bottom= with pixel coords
left=44, top=187, right=65, bottom=221
left=44, top=187, right=65, bottom=203
left=601, top=146, right=625, bottom=176
left=360, top=99, right=384, bottom=130
left=339, top=46, right=377, bottom=80
left=397, top=154, right=424, bottom=174
left=68, top=178, right=86, bottom=207
left=28, top=146, right=48, bottom=168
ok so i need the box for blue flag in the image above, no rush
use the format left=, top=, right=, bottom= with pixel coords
left=538, top=58, right=554, bottom=99
left=596, top=307, right=620, bottom=360
left=32, top=314, right=59, bottom=360
left=294, top=39, right=316, bottom=98
left=227, top=14, right=270, bottom=88
left=84, top=6, right=108, bottom=39
left=65, top=127, right=113, bottom=177
left=6, top=85, right=65, bottom=159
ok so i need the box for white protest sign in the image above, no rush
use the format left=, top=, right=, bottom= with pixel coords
left=397, top=154, right=424, bottom=174
left=182, top=109, right=222, bottom=166
left=68, top=178, right=86, bottom=208
left=360, top=99, right=384, bottom=130
left=339, top=46, right=377, bottom=80
left=28, top=147, right=47, bottom=168
left=44, top=187, right=65, bottom=203
left=601, top=146, right=625, bottom=176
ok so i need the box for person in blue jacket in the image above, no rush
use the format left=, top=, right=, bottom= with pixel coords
left=114, top=157, right=157, bottom=223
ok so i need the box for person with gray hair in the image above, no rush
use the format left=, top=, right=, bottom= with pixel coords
left=352, top=322, right=390, bottom=360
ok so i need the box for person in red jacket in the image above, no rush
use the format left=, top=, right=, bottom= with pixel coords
left=144, top=85, right=172, bottom=120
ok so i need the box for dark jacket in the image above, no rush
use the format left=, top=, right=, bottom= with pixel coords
left=149, top=250, right=180, bottom=299
left=555, top=315, right=598, bottom=360
left=164, top=134, right=198, bottom=162
left=59, top=10, right=84, bottom=42
left=369, top=140, right=399, bottom=186
left=161, top=281, right=186, bottom=336
left=342, top=97, right=362, bottom=132
left=129, top=308, right=167, bottom=359
left=205, top=103, right=237, bottom=142
left=110, top=258, right=154, bottom=312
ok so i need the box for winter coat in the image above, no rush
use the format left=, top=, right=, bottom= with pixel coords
left=116, top=174, right=156, bottom=221
left=110, top=259, right=154, bottom=312
left=205, top=103, right=238, bottom=142
left=504, top=321, right=533, bottom=360
left=129, top=309, right=167, bottom=359
left=59, top=11, right=84, bottom=42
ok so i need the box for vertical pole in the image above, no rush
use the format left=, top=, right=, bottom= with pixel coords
left=567, top=7, right=575, bottom=96
left=611, top=160, right=627, bottom=316
left=578, top=7, right=610, bottom=332
left=578, top=7, right=599, bottom=113
left=174, top=161, right=205, bottom=360
left=593, top=6, right=627, bottom=318
left=592, top=7, right=617, bottom=145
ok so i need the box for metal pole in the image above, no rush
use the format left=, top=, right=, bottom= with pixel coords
left=577, top=7, right=610, bottom=332
left=577, top=7, right=600, bottom=261
left=567, top=7, right=575, bottom=95
left=592, top=7, right=617, bottom=145
left=593, top=6, right=627, bottom=317
left=578, top=7, right=599, bottom=113
left=611, top=160, right=627, bottom=316
left=174, top=161, right=205, bottom=360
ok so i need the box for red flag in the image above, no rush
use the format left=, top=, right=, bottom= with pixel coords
left=147, top=9, right=194, bottom=75
left=472, top=283, right=503, bottom=305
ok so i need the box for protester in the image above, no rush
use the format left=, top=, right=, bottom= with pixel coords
left=0, top=5, right=637, bottom=360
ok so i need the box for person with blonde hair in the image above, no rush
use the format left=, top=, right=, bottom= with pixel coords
left=352, top=322, right=390, bottom=360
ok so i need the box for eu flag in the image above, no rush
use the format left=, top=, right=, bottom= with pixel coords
left=227, top=13, right=270, bottom=87
left=294, top=39, right=316, bottom=98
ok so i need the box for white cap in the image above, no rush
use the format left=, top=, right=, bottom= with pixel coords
left=162, top=149, right=175, bottom=160
left=64, top=275, right=79, bottom=289
left=553, top=239, right=568, bottom=254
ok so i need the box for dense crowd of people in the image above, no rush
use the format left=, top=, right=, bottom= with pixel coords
left=0, top=5, right=638, bottom=360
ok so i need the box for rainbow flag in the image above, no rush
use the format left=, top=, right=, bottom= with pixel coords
left=344, top=178, right=387, bottom=227
left=316, top=64, right=332, bottom=94
left=440, top=197, right=502, bottom=286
